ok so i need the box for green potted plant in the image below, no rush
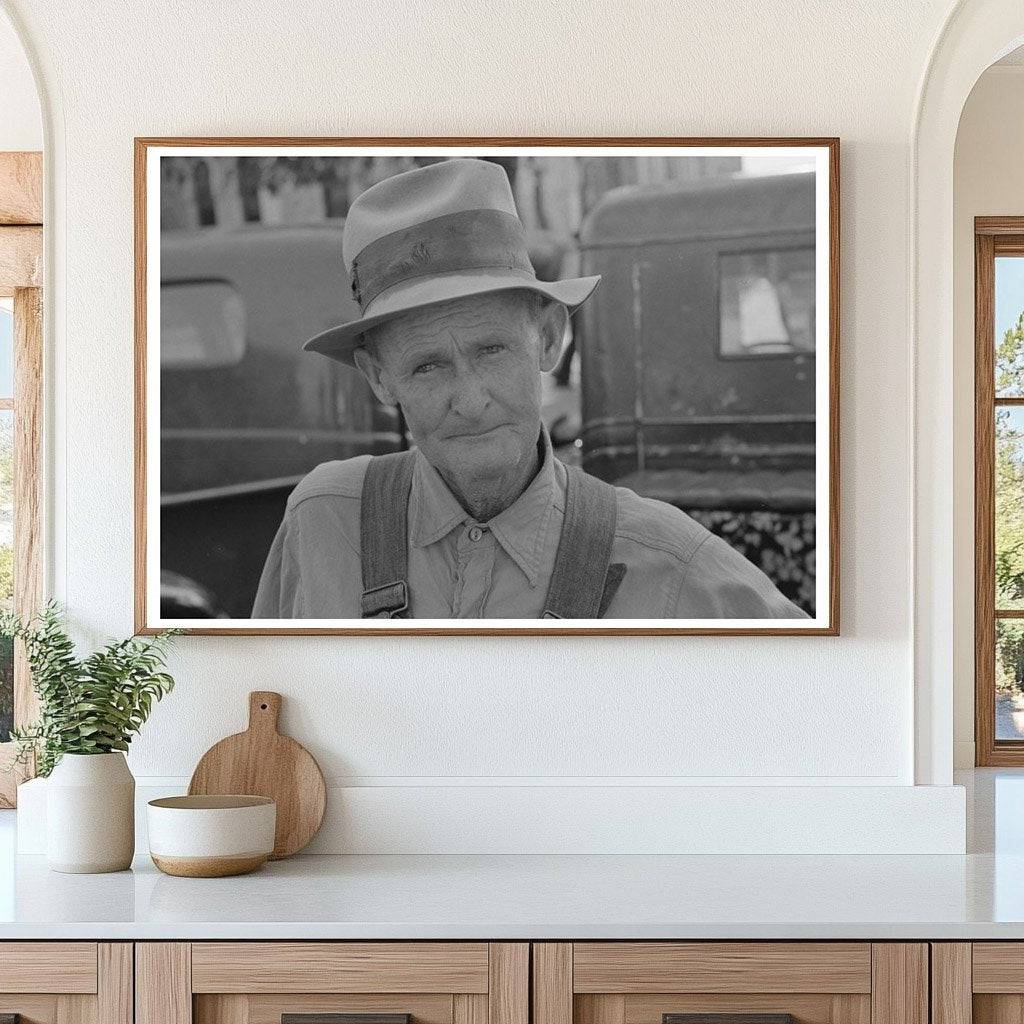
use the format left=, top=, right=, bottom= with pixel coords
left=2, top=603, right=178, bottom=873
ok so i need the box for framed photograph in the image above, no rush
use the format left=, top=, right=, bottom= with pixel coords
left=135, top=137, right=839, bottom=635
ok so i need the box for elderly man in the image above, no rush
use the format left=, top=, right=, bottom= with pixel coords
left=252, top=158, right=806, bottom=620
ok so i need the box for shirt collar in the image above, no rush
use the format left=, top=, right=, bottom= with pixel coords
left=409, top=429, right=558, bottom=587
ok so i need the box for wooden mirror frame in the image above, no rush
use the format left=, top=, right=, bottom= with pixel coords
left=0, top=151, right=43, bottom=807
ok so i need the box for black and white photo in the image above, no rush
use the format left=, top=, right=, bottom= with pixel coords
left=138, top=141, right=838, bottom=633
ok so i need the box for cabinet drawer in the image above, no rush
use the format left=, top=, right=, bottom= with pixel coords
left=191, top=943, right=490, bottom=993
left=0, top=942, right=130, bottom=1024
left=139, top=942, right=528, bottom=1024
left=973, top=943, right=1024, bottom=992
left=535, top=943, right=926, bottom=1024
left=196, top=993, right=458, bottom=1024
left=934, top=942, right=1024, bottom=1024
left=572, top=943, right=872, bottom=994
left=0, top=942, right=98, bottom=993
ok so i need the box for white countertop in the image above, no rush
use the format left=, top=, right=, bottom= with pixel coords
left=0, top=847, right=1022, bottom=940
left=0, top=769, right=1021, bottom=941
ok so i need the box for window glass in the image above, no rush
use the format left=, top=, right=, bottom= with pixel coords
left=0, top=302, right=11, bottom=742
left=996, top=256, right=1024, bottom=397
left=0, top=301, right=13, bottom=399
left=996, top=406, right=1024, bottom=611
left=719, top=249, right=815, bottom=357
left=997, top=620, right=1024, bottom=740
left=987, top=253, right=1024, bottom=752
left=0, top=407, right=11, bottom=742
left=160, top=281, right=246, bottom=369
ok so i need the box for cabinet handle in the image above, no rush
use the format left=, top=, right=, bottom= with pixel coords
left=283, top=1016, right=411, bottom=1024
left=664, top=1016, right=796, bottom=1024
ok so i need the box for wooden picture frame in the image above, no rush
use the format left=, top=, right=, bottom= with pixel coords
left=135, top=137, right=840, bottom=636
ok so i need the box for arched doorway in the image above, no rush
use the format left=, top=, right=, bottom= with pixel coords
left=914, top=0, right=1024, bottom=785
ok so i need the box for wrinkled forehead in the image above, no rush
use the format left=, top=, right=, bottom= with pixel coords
left=365, top=291, right=539, bottom=359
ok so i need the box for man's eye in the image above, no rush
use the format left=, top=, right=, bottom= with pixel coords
left=412, top=362, right=437, bottom=375
left=480, top=344, right=505, bottom=356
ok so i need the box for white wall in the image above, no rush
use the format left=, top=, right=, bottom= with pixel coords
left=0, top=0, right=973, bottom=851
left=0, top=8, right=40, bottom=151
left=952, top=64, right=1024, bottom=768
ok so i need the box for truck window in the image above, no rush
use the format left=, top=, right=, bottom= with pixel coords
left=719, top=248, right=815, bottom=357
left=161, top=280, right=246, bottom=368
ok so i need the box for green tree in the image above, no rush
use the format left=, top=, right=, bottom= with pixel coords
left=998, top=310, right=1024, bottom=396
left=996, top=314, right=1024, bottom=692
left=996, top=315, right=1024, bottom=609
left=998, top=622, right=1024, bottom=693
left=996, top=407, right=1024, bottom=607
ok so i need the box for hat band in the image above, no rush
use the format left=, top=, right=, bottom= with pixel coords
left=350, top=208, right=536, bottom=311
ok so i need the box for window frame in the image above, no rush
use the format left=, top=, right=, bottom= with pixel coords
left=975, top=218, right=1024, bottom=765
left=0, top=151, right=43, bottom=806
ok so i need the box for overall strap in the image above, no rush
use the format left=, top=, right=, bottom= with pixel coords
left=543, top=465, right=627, bottom=619
left=359, top=450, right=417, bottom=618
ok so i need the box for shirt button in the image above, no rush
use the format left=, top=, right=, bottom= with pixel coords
left=468, top=526, right=483, bottom=542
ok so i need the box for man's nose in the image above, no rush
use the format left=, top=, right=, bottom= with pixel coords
left=449, top=369, right=491, bottom=419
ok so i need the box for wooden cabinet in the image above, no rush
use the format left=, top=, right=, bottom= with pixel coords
left=136, top=943, right=528, bottom=1024
left=533, top=943, right=928, bottom=1024
left=0, top=942, right=132, bottom=1024
left=0, top=938, right=947, bottom=1024
left=931, top=943, right=1024, bottom=1024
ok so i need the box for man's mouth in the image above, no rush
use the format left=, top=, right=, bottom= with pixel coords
left=447, top=424, right=508, bottom=440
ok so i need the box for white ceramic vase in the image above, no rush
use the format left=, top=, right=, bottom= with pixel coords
left=46, top=752, right=135, bottom=873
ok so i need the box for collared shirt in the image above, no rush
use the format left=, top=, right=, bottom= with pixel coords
left=252, top=433, right=808, bottom=620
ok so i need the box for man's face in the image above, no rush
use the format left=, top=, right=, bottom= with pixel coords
left=353, top=291, right=565, bottom=491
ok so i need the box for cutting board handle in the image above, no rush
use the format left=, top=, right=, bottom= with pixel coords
left=248, top=691, right=282, bottom=734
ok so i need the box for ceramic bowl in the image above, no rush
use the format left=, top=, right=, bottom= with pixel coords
left=146, top=795, right=276, bottom=877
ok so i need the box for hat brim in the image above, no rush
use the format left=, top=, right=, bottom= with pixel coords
left=303, top=270, right=601, bottom=366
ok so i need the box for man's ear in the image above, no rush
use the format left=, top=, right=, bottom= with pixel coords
left=353, top=346, right=397, bottom=406
left=537, top=300, right=570, bottom=373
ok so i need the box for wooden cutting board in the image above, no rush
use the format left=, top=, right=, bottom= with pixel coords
left=188, top=691, right=326, bottom=859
